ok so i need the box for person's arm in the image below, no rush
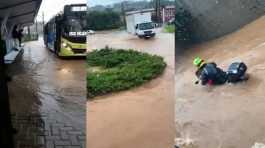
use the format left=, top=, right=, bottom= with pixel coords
left=195, top=69, right=201, bottom=78
left=200, top=67, right=215, bottom=86
left=200, top=73, right=208, bottom=85
left=196, top=68, right=208, bottom=85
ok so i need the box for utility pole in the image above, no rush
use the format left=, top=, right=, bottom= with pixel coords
left=121, top=1, right=126, bottom=29
left=42, top=11, right=45, bottom=34
left=158, top=0, right=161, bottom=24
left=155, top=0, right=161, bottom=24
left=35, top=20, right=38, bottom=36
left=27, top=26, right=30, bottom=37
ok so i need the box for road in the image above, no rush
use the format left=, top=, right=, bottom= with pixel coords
left=8, top=38, right=86, bottom=147
left=87, top=29, right=175, bottom=148
left=175, top=16, right=265, bottom=148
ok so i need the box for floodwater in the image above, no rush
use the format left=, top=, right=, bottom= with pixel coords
left=8, top=38, right=86, bottom=134
left=175, top=16, right=265, bottom=148
left=87, top=29, right=175, bottom=148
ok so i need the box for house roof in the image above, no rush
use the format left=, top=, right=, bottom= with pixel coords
left=0, top=0, right=42, bottom=26
left=125, top=8, right=155, bottom=16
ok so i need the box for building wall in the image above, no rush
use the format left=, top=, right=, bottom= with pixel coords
left=161, top=6, right=175, bottom=23
left=176, top=0, right=265, bottom=41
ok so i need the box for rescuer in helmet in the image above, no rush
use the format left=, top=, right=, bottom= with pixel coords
left=193, top=57, right=227, bottom=85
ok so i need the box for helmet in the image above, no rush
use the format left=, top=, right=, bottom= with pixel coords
left=193, top=57, right=204, bottom=67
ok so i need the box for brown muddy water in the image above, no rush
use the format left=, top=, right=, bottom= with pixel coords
left=175, top=16, right=265, bottom=148
left=87, top=29, right=175, bottom=148
left=7, top=38, right=86, bottom=139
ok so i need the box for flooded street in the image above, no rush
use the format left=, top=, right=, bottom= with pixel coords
left=87, top=29, right=175, bottom=148
left=8, top=38, right=86, bottom=147
left=175, top=16, right=265, bottom=148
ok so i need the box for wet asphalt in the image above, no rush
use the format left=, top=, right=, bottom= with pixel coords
left=87, top=28, right=175, bottom=148
left=175, top=16, right=265, bottom=148
left=8, top=37, right=86, bottom=134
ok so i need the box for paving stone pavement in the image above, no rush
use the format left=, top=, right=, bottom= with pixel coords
left=12, top=113, right=86, bottom=148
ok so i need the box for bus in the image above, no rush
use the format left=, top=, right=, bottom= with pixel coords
left=44, top=4, right=87, bottom=57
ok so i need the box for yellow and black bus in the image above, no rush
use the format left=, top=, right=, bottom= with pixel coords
left=44, top=4, right=87, bottom=57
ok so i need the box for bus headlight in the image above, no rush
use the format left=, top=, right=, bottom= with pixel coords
left=62, top=43, right=67, bottom=48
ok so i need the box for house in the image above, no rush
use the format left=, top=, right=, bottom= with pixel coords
left=161, top=5, right=176, bottom=23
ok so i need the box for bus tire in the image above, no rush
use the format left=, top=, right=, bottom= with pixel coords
left=54, top=42, right=60, bottom=57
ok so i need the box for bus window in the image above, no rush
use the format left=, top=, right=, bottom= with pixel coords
left=67, top=18, right=83, bottom=32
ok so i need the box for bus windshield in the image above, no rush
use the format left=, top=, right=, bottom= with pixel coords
left=67, top=18, right=83, bottom=32
left=63, top=18, right=87, bottom=36
left=63, top=4, right=88, bottom=36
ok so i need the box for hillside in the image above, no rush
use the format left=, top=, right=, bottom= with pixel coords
left=89, top=0, right=175, bottom=12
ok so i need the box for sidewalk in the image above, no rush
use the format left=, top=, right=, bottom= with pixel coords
left=12, top=113, right=85, bottom=148
left=8, top=39, right=86, bottom=148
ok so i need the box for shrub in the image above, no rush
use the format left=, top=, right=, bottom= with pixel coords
left=164, top=25, right=175, bottom=33
left=87, top=48, right=166, bottom=98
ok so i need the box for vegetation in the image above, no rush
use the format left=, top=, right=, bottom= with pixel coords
left=164, top=24, right=175, bottom=33
left=86, top=0, right=175, bottom=30
left=89, top=0, right=175, bottom=13
left=86, top=9, right=122, bottom=30
left=87, top=47, right=166, bottom=98
left=22, top=34, right=39, bottom=42
left=175, top=9, right=194, bottom=45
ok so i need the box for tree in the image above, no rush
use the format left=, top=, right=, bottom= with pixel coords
left=87, top=10, right=122, bottom=30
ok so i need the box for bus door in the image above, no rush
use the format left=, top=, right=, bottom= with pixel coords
left=47, top=21, right=56, bottom=51
left=55, top=17, right=62, bottom=54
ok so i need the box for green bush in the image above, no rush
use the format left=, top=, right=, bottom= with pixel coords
left=164, top=25, right=175, bottom=33
left=87, top=48, right=166, bottom=98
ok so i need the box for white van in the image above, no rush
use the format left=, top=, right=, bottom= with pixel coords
left=126, top=10, right=156, bottom=38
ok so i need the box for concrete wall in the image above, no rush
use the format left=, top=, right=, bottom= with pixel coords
left=176, top=0, right=265, bottom=41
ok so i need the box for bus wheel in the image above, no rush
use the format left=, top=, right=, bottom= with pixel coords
left=55, top=50, right=58, bottom=57
left=55, top=49, right=61, bottom=58
left=54, top=44, right=60, bottom=57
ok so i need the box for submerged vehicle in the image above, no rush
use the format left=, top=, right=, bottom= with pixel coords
left=226, top=62, right=248, bottom=83
left=44, top=4, right=87, bottom=57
